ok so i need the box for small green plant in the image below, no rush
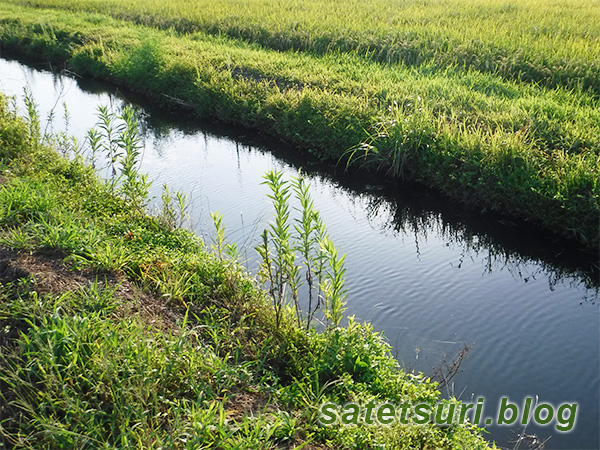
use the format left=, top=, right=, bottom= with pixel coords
left=210, top=211, right=240, bottom=261
left=0, top=226, right=36, bottom=249
left=175, top=190, right=189, bottom=227
left=344, top=98, right=435, bottom=178
left=256, top=170, right=347, bottom=330
left=116, top=107, right=151, bottom=211
left=32, top=213, right=88, bottom=252
left=319, top=236, right=347, bottom=328
left=88, top=105, right=151, bottom=212
left=158, top=184, right=189, bottom=230
left=86, top=128, right=102, bottom=169
left=211, top=211, right=226, bottom=259
left=256, top=170, right=298, bottom=328
left=159, top=183, right=177, bottom=229
left=96, top=105, right=122, bottom=179
left=142, top=265, right=196, bottom=306
left=291, top=175, right=327, bottom=330
left=52, top=102, right=80, bottom=157
left=22, top=87, right=40, bottom=149
left=69, top=240, right=134, bottom=272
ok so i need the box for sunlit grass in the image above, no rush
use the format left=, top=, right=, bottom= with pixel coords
left=5, top=0, right=599, bottom=95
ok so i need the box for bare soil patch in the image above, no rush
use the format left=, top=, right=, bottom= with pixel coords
left=0, top=247, right=181, bottom=331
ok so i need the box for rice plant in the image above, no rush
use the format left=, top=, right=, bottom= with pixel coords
left=12, top=0, right=599, bottom=95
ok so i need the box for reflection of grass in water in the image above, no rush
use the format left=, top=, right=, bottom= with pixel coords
left=17, top=64, right=598, bottom=302
left=389, top=327, right=469, bottom=384
left=356, top=183, right=600, bottom=300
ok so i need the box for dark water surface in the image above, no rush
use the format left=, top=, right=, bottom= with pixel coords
left=1, top=57, right=598, bottom=449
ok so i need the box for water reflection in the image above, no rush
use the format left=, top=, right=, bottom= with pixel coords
left=332, top=180, right=599, bottom=299
left=143, top=105, right=600, bottom=301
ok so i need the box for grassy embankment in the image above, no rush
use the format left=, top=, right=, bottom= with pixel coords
left=0, top=94, right=492, bottom=447
left=0, top=1, right=598, bottom=248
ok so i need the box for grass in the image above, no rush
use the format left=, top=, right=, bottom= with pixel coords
left=0, top=93, right=493, bottom=448
left=3, top=0, right=600, bottom=96
left=0, top=1, right=598, bottom=248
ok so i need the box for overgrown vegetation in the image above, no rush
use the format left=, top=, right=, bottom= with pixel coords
left=0, top=1, right=598, bottom=247
left=257, top=170, right=347, bottom=331
left=0, top=93, right=492, bottom=447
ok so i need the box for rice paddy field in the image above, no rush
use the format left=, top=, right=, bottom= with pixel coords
left=0, top=0, right=598, bottom=247
left=6, top=0, right=600, bottom=94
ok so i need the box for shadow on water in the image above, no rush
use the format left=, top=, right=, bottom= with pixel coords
left=4, top=53, right=597, bottom=312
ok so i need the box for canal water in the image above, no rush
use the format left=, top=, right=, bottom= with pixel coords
left=1, top=57, right=598, bottom=449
